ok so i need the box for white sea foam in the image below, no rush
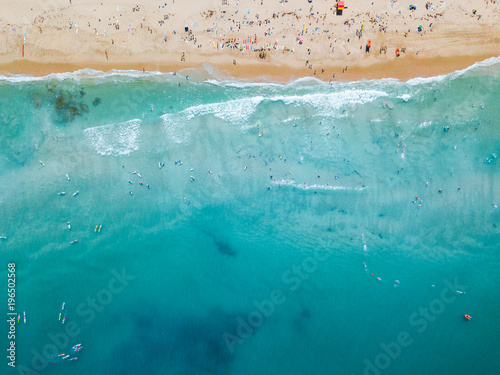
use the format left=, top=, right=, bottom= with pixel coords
left=269, top=90, right=389, bottom=115
left=205, top=79, right=283, bottom=89
left=182, top=96, right=264, bottom=123
left=405, top=56, right=500, bottom=86
left=83, top=119, right=141, bottom=156
left=0, top=56, right=498, bottom=85
left=0, top=69, right=167, bottom=83
left=160, top=96, right=265, bottom=138
left=273, top=179, right=366, bottom=191
left=159, top=87, right=389, bottom=140
left=419, top=121, right=434, bottom=128
left=159, top=90, right=387, bottom=135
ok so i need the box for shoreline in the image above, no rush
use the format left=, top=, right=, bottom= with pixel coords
left=1, top=52, right=498, bottom=83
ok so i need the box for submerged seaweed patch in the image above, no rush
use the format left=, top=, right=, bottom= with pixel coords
left=36, top=83, right=93, bottom=122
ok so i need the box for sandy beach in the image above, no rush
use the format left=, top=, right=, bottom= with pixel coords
left=1, top=0, right=499, bottom=80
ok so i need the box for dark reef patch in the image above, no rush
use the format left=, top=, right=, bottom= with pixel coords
left=106, top=307, right=241, bottom=375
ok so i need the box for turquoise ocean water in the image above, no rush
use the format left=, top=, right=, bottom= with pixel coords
left=1, top=59, right=499, bottom=375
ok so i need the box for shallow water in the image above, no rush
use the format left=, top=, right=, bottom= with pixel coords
left=1, top=59, right=499, bottom=375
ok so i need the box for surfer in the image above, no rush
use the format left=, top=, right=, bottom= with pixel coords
left=58, top=192, right=66, bottom=196
left=68, top=222, right=71, bottom=229
left=71, top=239, right=78, bottom=244
left=73, top=191, right=79, bottom=197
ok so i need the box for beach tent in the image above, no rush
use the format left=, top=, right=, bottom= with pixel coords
left=336, top=1, right=344, bottom=15
left=184, top=24, right=189, bottom=32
